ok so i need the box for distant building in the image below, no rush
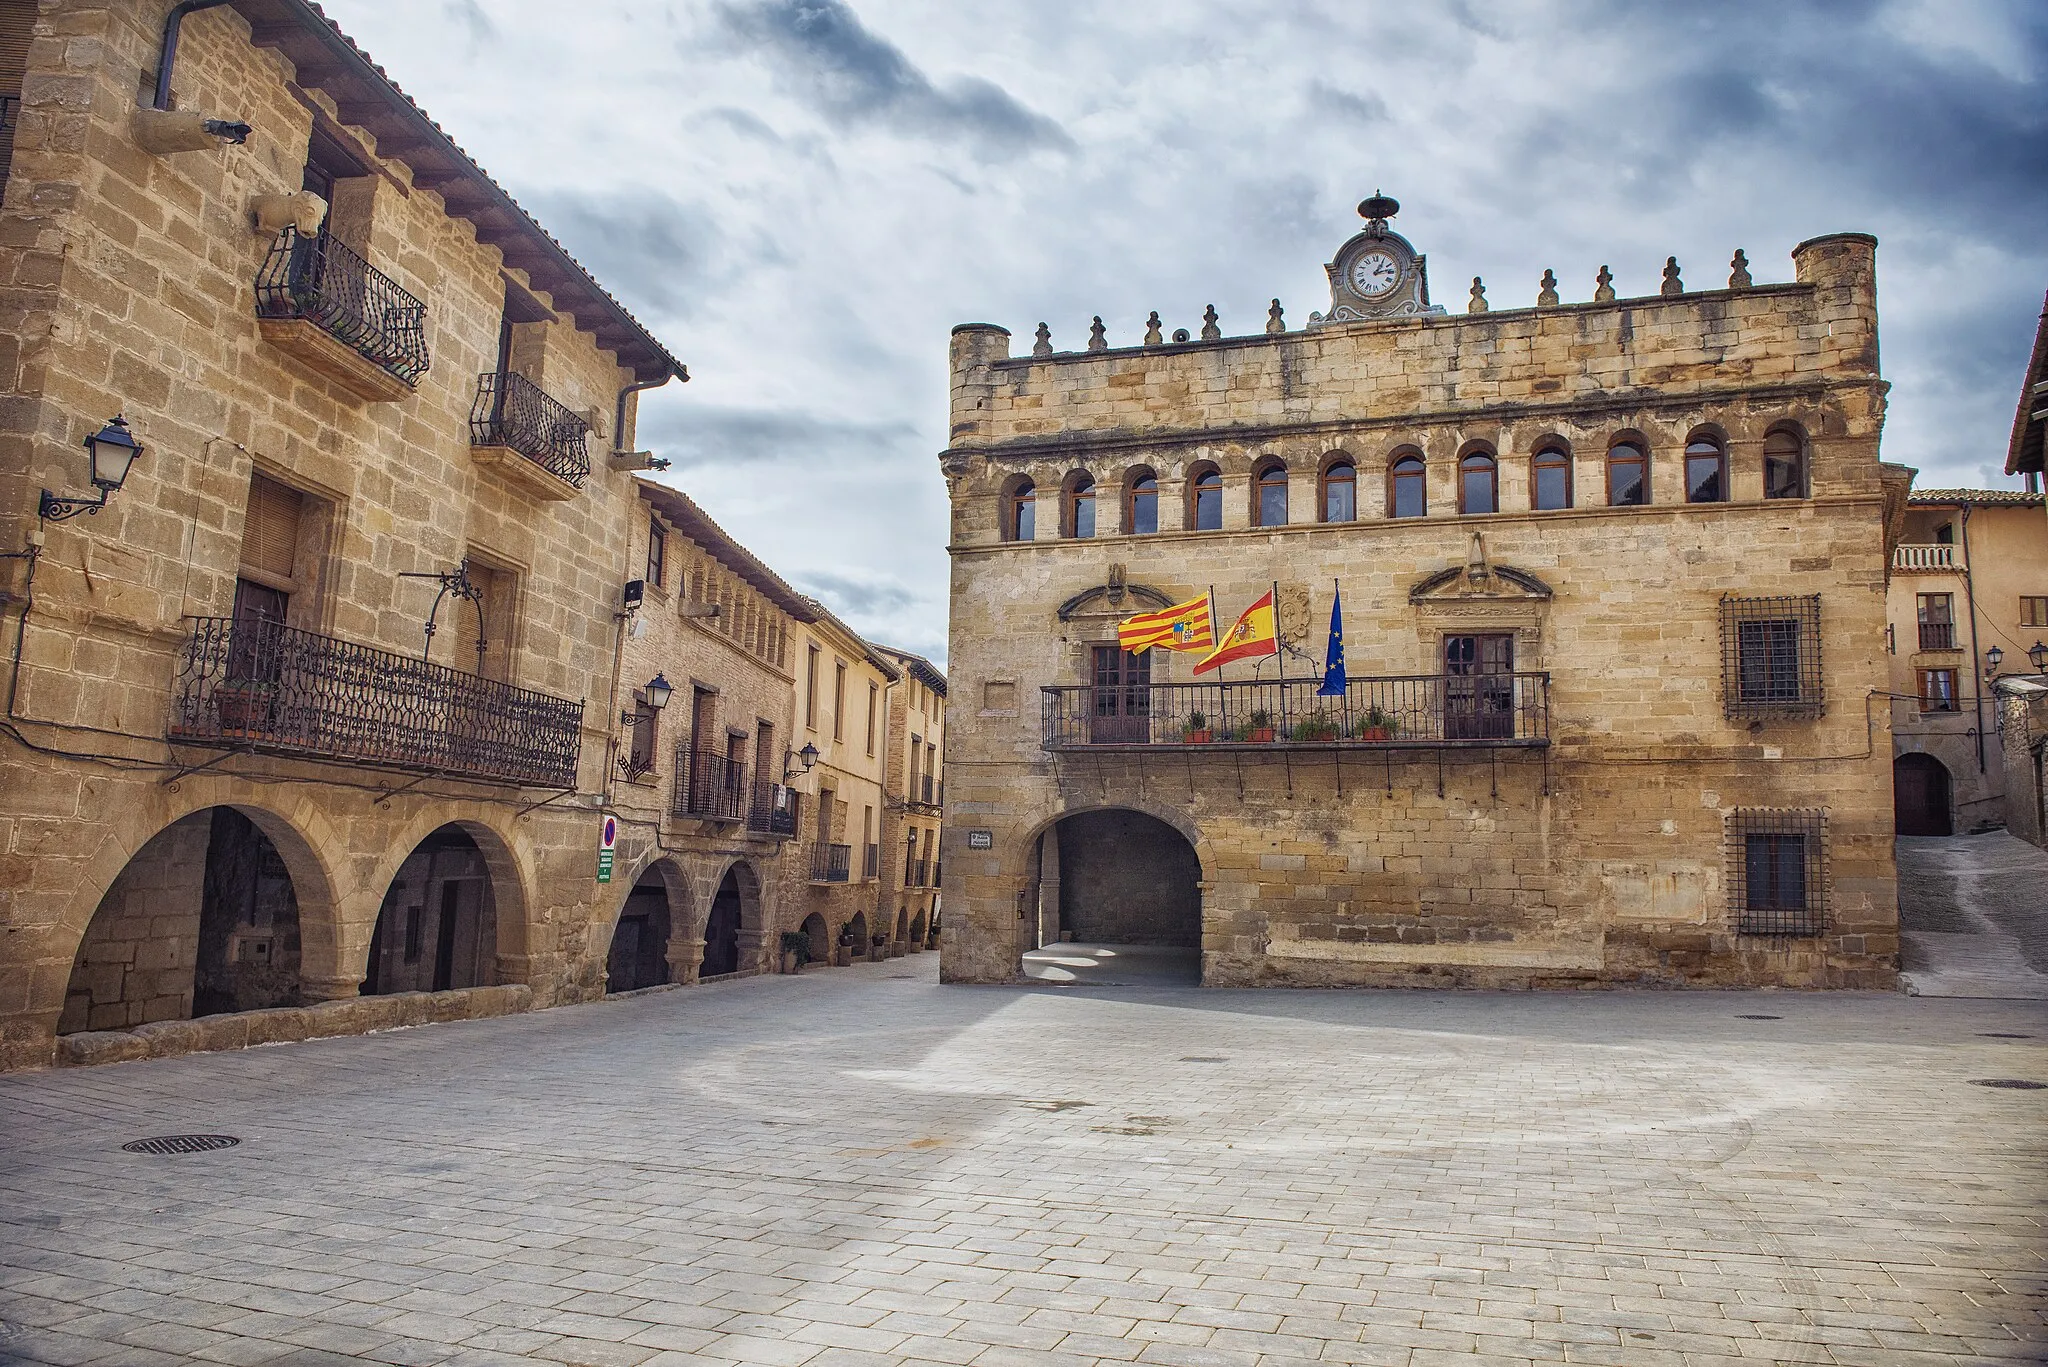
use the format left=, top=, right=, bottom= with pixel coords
left=939, top=199, right=1904, bottom=989
left=1994, top=291, right=2048, bottom=846
left=875, top=646, right=946, bottom=952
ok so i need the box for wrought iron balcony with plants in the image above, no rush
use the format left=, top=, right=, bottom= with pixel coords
left=810, top=841, right=852, bottom=884
left=470, top=370, right=591, bottom=488
left=254, top=227, right=430, bottom=391
left=673, top=745, right=747, bottom=821
left=171, top=616, right=584, bottom=788
left=1041, top=674, right=1550, bottom=751
left=748, top=781, right=798, bottom=837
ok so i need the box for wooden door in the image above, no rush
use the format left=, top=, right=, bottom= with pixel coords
left=1089, top=646, right=1152, bottom=744
left=1444, top=634, right=1515, bottom=739
left=1893, top=754, right=1952, bottom=837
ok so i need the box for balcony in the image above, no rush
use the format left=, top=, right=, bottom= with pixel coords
left=170, top=616, right=583, bottom=788
left=672, top=746, right=747, bottom=821
left=469, top=371, right=591, bottom=498
left=254, top=228, right=430, bottom=401
left=908, top=773, right=941, bottom=813
left=863, top=843, right=880, bottom=880
left=913, top=858, right=931, bottom=888
left=747, top=781, right=798, bottom=838
left=810, top=842, right=851, bottom=884
left=1893, top=544, right=1960, bottom=573
left=1917, top=621, right=1958, bottom=652
left=1042, top=674, right=1551, bottom=751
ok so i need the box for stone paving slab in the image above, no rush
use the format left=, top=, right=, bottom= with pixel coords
left=1, top=959, right=2044, bottom=1366
left=1897, top=834, right=2048, bottom=1000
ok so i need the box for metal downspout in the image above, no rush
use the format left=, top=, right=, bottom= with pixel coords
left=151, top=0, right=235, bottom=111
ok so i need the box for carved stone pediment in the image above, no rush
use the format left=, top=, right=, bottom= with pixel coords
left=1056, top=574, right=1177, bottom=621
left=1408, top=533, right=1554, bottom=604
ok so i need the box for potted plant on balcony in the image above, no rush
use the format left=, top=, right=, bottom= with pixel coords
left=1246, top=708, right=1276, bottom=743
left=1354, top=705, right=1396, bottom=743
left=1181, top=710, right=1212, bottom=744
left=1291, top=710, right=1339, bottom=742
left=214, top=679, right=277, bottom=738
left=779, top=930, right=811, bottom=975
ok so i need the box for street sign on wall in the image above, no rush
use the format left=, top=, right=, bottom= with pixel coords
left=598, top=813, right=617, bottom=883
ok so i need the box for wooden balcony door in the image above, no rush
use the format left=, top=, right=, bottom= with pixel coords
left=1089, top=646, right=1152, bottom=744
left=1444, top=634, right=1515, bottom=739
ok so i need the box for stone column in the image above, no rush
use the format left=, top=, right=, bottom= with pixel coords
left=667, top=937, right=705, bottom=984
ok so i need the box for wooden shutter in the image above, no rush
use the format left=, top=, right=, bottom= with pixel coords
left=239, top=475, right=304, bottom=581
left=450, top=562, right=502, bottom=677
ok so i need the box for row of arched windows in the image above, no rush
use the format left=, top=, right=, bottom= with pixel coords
left=1002, top=426, right=1810, bottom=540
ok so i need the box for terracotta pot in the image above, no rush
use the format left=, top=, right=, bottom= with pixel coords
left=1358, top=725, right=1392, bottom=742
left=1249, top=726, right=1275, bottom=743
left=1183, top=728, right=1212, bottom=744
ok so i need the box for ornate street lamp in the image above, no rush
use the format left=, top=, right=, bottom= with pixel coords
left=40, top=416, right=144, bottom=521
left=786, top=741, right=819, bottom=778
left=2030, top=640, right=2048, bottom=673
left=644, top=672, right=673, bottom=711
left=1984, top=645, right=2004, bottom=681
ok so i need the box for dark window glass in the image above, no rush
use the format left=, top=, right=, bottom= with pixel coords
left=1128, top=475, right=1158, bottom=534
left=1322, top=461, right=1356, bottom=522
left=1533, top=447, right=1571, bottom=510
left=1459, top=453, right=1497, bottom=514
left=1390, top=456, right=1425, bottom=518
left=1737, top=619, right=1803, bottom=703
left=1069, top=477, right=1095, bottom=538
left=1608, top=443, right=1646, bottom=506
left=1192, top=470, right=1222, bottom=530
left=1007, top=481, right=1034, bottom=541
left=1255, top=464, right=1288, bottom=527
left=1763, top=429, right=1805, bottom=499
left=646, top=519, right=665, bottom=586
left=1744, top=834, right=1808, bottom=912
left=1685, top=438, right=1726, bottom=503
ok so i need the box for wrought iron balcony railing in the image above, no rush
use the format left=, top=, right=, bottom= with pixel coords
left=913, top=858, right=931, bottom=888
left=810, top=842, right=851, bottom=883
left=171, top=616, right=583, bottom=788
left=1917, top=621, right=1957, bottom=652
left=673, top=745, right=747, bottom=821
left=863, top=843, right=880, bottom=879
left=470, top=371, right=591, bottom=488
left=907, top=772, right=941, bottom=812
left=254, top=228, right=430, bottom=387
left=748, top=781, right=798, bottom=837
left=1042, top=673, right=1550, bottom=751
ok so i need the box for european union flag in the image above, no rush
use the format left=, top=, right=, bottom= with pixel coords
left=1317, top=586, right=1346, bottom=696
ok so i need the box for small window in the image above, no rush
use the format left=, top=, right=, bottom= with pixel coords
left=833, top=660, right=846, bottom=741
left=1389, top=454, right=1425, bottom=519
left=805, top=644, right=820, bottom=730
left=866, top=682, right=878, bottom=755
left=2021, top=596, right=2048, bottom=628
left=1320, top=459, right=1356, bottom=523
left=646, top=517, right=666, bottom=588
left=1917, top=668, right=1958, bottom=713
left=1065, top=474, right=1096, bottom=539
left=1126, top=470, right=1159, bottom=534
left=625, top=703, right=658, bottom=778
left=1607, top=440, right=1647, bottom=506
left=1916, top=593, right=1955, bottom=651
left=1934, top=522, right=1954, bottom=546
left=1189, top=467, right=1222, bottom=530
left=1721, top=594, right=1823, bottom=717
left=1253, top=460, right=1288, bottom=527
left=1458, top=451, right=1497, bottom=515
left=1685, top=434, right=1727, bottom=504
left=1728, top=809, right=1825, bottom=938
left=1763, top=427, right=1806, bottom=499
left=1532, top=444, right=1572, bottom=510
left=1004, top=479, right=1035, bottom=542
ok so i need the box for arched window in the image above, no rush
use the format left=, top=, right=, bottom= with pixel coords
left=1458, top=450, right=1498, bottom=515
left=1253, top=460, right=1289, bottom=527
left=1125, top=469, right=1159, bottom=534
left=1764, top=426, right=1806, bottom=500
left=1606, top=440, right=1647, bottom=507
left=1685, top=433, right=1727, bottom=504
left=1064, top=474, right=1095, bottom=538
left=1320, top=458, right=1356, bottom=522
left=1004, top=478, right=1035, bottom=541
left=1189, top=466, right=1222, bottom=530
left=1532, top=443, right=1572, bottom=510
left=1389, top=453, right=1426, bottom=519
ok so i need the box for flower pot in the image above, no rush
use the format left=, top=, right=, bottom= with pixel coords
left=1249, top=726, right=1275, bottom=743
left=1357, top=725, right=1392, bottom=742
left=215, top=686, right=274, bottom=737
left=1183, top=728, right=1212, bottom=744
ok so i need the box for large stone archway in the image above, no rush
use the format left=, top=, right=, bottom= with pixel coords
left=355, top=812, right=535, bottom=994
left=1048, top=808, right=1202, bottom=946
left=364, top=824, right=503, bottom=996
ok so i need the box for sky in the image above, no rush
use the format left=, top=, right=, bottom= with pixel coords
left=324, top=0, right=2048, bottom=666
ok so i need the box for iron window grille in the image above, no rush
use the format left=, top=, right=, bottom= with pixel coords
left=470, top=370, right=592, bottom=488
left=1720, top=594, right=1823, bottom=718
left=1727, top=808, right=1826, bottom=937
left=254, top=227, right=431, bottom=387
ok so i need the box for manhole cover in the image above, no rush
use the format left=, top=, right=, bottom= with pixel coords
left=1736, top=1014, right=1783, bottom=1020
left=1969, top=1079, right=2046, bottom=1090
left=1180, top=1056, right=1227, bottom=1063
left=1978, top=1032, right=2034, bottom=1039
left=121, top=1134, right=240, bottom=1155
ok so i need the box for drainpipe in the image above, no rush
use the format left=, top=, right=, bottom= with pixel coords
left=151, top=0, right=234, bottom=111
left=613, top=369, right=684, bottom=461
left=1961, top=502, right=1987, bottom=773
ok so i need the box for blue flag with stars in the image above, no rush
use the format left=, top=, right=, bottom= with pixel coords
left=1317, top=586, right=1347, bottom=696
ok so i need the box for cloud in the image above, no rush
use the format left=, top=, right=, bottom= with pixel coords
left=518, top=190, right=728, bottom=319
left=441, top=0, right=494, bottom=49
left=711, top=0, right=1073, bottom=156
left=797, top=569, right=919, bottom=621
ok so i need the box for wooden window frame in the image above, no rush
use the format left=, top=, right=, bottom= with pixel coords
left=2021, top=596, right=2048, bottom=629
left=646, top=516, right=666, bottom=588
left=866, top=681, right=878, bottom=755
left=1124, top=468, right=1160, bottom=535
left=1064, top=473, right=1096, bottom=539
left=1252, top=460, right=1288, bottom=528
left=1684, top=433, right=1728, bottom=504
left=833, top=660, right=847, bottom=741
left=1531, top=444, right=1572, bottom=510
left=1916, top=668, right=1959, bottom=713
left=1388, top=453, right=1426, bottom=519
left=1004, top=479, right=1035, bottom=542
left=1188, top=465, right=1222, bottom=531
left=1320, top=459, right=1356, bottom=523
left=805, top=644, right=820, bottom=730
left=1763, top=426, right=1807, bottom=500
left=1457, top=450, right=1498, bottom=515
left=1607, top=440, right=1648, bottom=507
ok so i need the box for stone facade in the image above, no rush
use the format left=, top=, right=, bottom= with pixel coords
left=876, top=645, right=945, bottom=952
left=0, top=1, right=692, bottom=1069
left=940, top=219, right=1901, bottom=990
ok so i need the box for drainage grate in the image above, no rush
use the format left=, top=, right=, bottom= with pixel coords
left=1735, top=1014, right=1783, bottom=1020
left=1969, top=1079, right=2046, bottom=1090
left=1978, top=1032, right=2034, bottom=1039
left=121, top=1134, right=240, bottom=1155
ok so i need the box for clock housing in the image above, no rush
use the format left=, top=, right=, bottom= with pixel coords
left=1310, top=195, right=1442, bottom=327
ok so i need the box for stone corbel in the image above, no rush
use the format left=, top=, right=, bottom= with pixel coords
left=133, top=108, right=251, bottom=155
left=250, top=190, right=328, bottom=236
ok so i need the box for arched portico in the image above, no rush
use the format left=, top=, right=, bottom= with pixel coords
left=1009, top=802, right=1208, bottom=984
left=354, top=812, right=534, bottom=994
left=364, top=823, right=505, bottom=996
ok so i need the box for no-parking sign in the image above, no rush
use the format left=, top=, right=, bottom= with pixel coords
left=597, top=814, right=617, bottom=882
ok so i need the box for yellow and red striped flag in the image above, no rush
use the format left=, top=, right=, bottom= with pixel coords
left=1192, top=589, right=1279, bottom=675
left=1117, top=592, right=1215, bottom=655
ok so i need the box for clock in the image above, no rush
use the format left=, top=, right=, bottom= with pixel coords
left=1349, top=250, right=1400, bottom=298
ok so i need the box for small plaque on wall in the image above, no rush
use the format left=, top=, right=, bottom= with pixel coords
left=967, top=829, right=993, bottom=850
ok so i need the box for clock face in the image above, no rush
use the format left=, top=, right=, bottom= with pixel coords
left=1349, top=250, right=1400, bottom=298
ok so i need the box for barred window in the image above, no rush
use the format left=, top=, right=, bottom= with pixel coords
left=1720, top=594, right=1823, bottom=717
left=1728, top=809, right=1825, bottom=937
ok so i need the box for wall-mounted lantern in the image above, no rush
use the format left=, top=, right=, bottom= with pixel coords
left=2029, top=640, right=2048, bottom=674
left=40, top=416, right=144, bottom=522
left=786, top=741, right=819, bottom=779
left=1984, top=646, right=2004, bottom=681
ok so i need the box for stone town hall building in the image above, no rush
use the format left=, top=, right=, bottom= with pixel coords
left=939, top=198, right=1907, bottom=989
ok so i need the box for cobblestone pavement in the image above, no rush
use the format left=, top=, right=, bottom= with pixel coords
left=2, top=961, right=2045, bottom=1367
left=1898, top=833, right=2048, bottom=1000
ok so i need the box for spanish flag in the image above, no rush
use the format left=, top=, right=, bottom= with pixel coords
left=1117, top=592, right=1215, bottom=654
left=1192, top=589, right=1278, bottom=675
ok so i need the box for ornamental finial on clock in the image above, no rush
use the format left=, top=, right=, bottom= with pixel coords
left=1358, top=189, right=1399, bottom=233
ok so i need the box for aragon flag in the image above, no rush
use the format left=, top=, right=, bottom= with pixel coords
left=1192, top=589, right=1279, bottom=675
left=1117, top=592, right=1215, bottom=655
